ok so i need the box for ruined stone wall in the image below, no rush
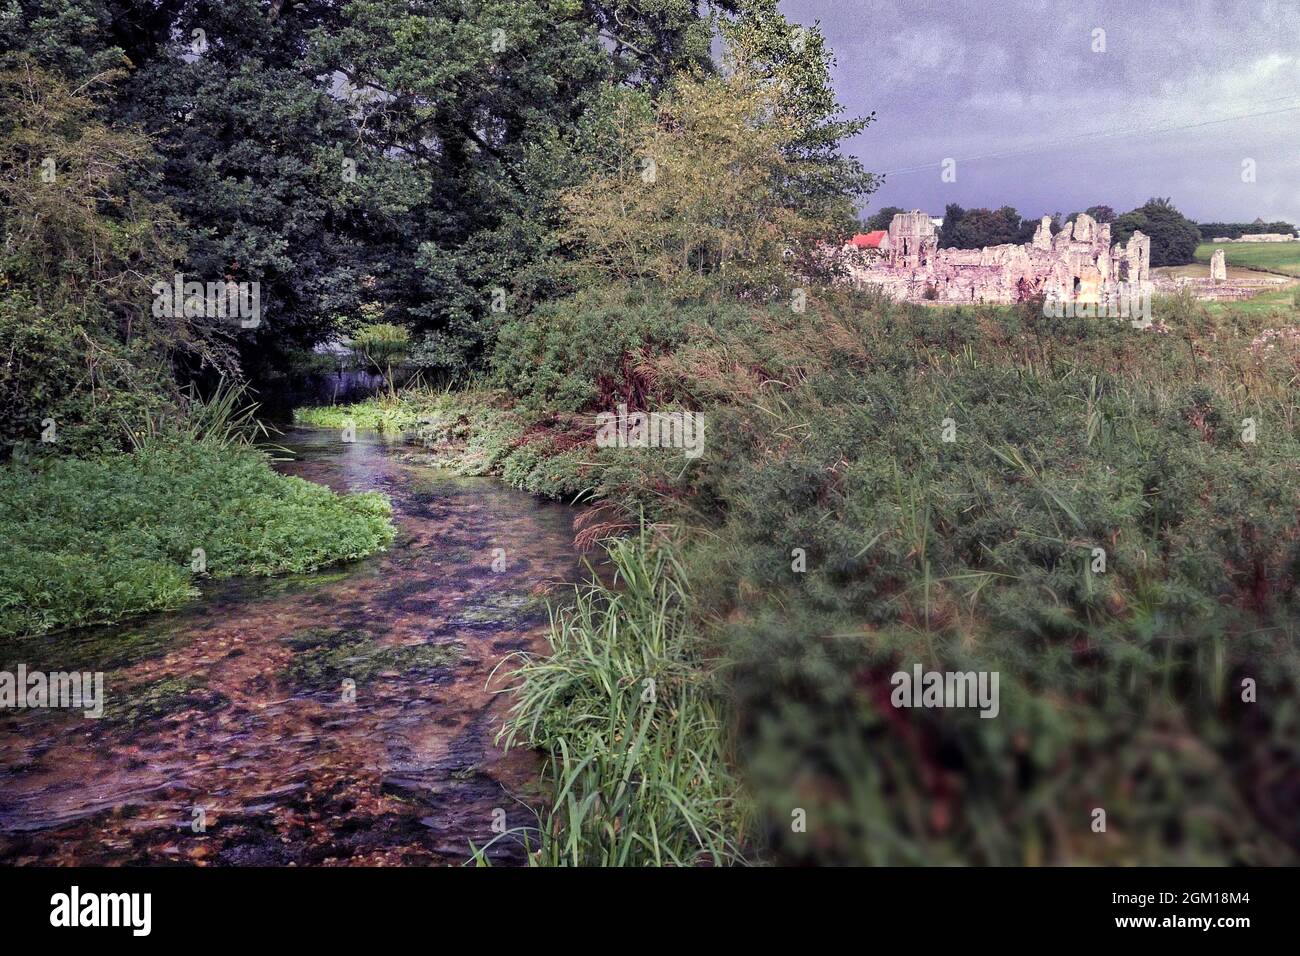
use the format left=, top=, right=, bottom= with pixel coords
left=1211, top=233, right=1297, bottom=243
left=844, top=211, right=1151, bottom=306
left=886, top=210, right=939, bottom=268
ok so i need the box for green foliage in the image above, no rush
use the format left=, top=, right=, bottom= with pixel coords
left=558, top=47, right=869, bottom=297
left=939, top=203, right=1031, bottom=249
left=491, top=286, right=734, bottom=411
left=294, top=401, right=409, bottom=434
left=169, top=379, right=271, bottom=449
left=0, top=58, right=231, bottom=457
left=351, top=322, right=411, bottom=397
left=1198, top=221, right=1296, bottom=240
left=3, top=1, right=872, bottom=388
left=0, top=59, right=200, bottom=347
left=127, top=32, right=413, bottom=364
left=293, top=385, right=436, bottom=434
left=0, top=291, right=174, bottom=458
left=657, top=293, right=1300, bottom=864
left=0, top=0, right=125, bottom=81
left=348, top=325, right=408, bottom=361
left=302, top=0, right=656, bottom=370
left=865, top=206, right=907, bottom=232
left=1058, top=206, right=1116, bottom=229
left=718, top=0, right=874, bottom=195
left=0, top=439, right=395, bottom=638
left=1113, top=197, right=1202, bottom=267
left=481, top=529, right=748, bottom=865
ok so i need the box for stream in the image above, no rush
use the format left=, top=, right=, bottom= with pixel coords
left=0, top=428, right=582, bottom=865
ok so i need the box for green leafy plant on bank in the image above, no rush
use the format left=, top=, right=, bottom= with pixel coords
left=0, top=438, right=394, bottom=638
left=351, top=323, right=412, bottom=400
left=129, top=378, right=271, bottom=451
left=477, top=286, right=1300, bottom=865
left=294, top=395, right=423, bottom=434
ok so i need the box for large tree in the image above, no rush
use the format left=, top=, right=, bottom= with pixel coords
left=939, top=204, right=1025, bottom=249
left=1112, top=197, right=1202, bottom=267
left=864, top=205, right=906, bottom=232
left=0, top=59, right=217, bottom=454
left=3, top=0, right=874, bottom=380
left=557, top=35, right=872, bottom=296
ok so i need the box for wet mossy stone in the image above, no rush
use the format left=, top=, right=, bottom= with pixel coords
left=280, top=627, right=459, bottom=690
left=100, top=676, right=226, bottom=728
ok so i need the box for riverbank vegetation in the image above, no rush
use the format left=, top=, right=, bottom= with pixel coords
left=306, top=282, right=1300, bottom=865
left=474, top=530, right=747, bottom=866
left=0, top=53, right=396, bottom=640
left=8, top=2, right=1300, bottom=867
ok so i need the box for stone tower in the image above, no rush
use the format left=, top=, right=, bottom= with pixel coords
left=887, top=210, right=939, bottom=268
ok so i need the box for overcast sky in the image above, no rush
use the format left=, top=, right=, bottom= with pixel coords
left=779, top=0, right=1300, bottom=226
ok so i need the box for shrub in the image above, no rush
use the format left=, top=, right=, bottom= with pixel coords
left=490, top=286, right=745, bottom=412
left=656, top=292, right=1300, bottom=863
left=0, top=291, right=173, bottom=458
left=491, top=286, right=1300, bottom=864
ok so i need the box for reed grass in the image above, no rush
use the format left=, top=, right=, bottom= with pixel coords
left=473, top=527, right=749, bottom=866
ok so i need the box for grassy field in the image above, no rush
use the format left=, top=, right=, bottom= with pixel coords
left=1199, top=284, right=1300, bottom=317
left=1194, top=240, right=1300, bottom=277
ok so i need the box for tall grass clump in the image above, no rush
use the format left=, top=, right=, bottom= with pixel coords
left=293, top=380, right=456, bottom=434
left=480, top=528, right=748, bottom=866
left=128, top=379, right=270, bottom=450
left=662, top=292, right=1300, bottom=864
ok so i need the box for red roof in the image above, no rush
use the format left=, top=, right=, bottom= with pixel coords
left=849, top=230, right=888, bottom=249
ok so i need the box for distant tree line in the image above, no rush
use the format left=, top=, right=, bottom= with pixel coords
left=938, top=205, right=1039, bottom=248
left=1197, top=221, right=1297, bottom=239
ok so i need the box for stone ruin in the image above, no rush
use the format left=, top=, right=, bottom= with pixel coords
left=1211, top=248, right=1227, bottom=283
left=841, top=211, right=1151, bottom=306
left=1211, top=233, right=1297, bottom=243
left=1152, top=245, right=1291, bottom=301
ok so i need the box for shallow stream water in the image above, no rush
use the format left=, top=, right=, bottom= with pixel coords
left=0, top=428, right=581, bottom=865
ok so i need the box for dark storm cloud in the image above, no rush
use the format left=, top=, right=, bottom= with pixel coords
left=781, top=0, right=1300, bottom=224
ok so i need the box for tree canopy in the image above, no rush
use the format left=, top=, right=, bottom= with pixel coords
left=2, top=0, right=869, bottom=384
left=939, top=204, right=1035, bottom=249
left=1112, top=197, right=1202, bottom=266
